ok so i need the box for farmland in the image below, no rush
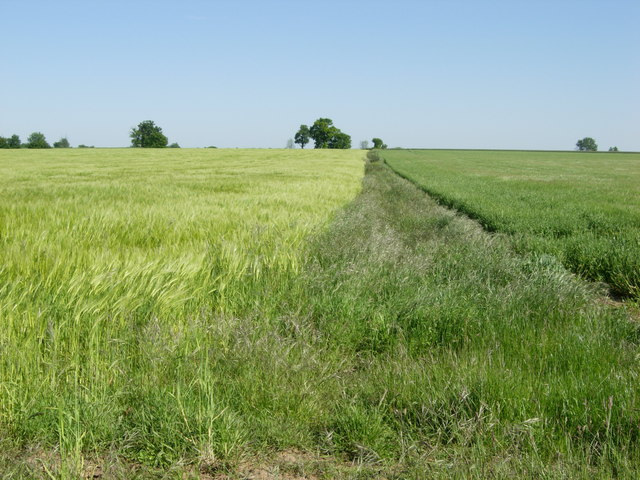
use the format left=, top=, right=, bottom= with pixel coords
left=0, top=149, right=363, bottom=477
left=1, top=148, right=639, bottom=478
left=382, top=149, right=640, bottom=299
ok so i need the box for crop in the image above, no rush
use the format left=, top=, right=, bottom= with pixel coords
left=0, top=148, right=363, bottom=476
left=382, top=149, right=640, bottom=298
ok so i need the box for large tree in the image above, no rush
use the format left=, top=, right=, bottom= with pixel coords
left=309, top=118, right=334, bottom=148
left=294, top=125, right=310, bottom=149
left=27, top=132, right=51, bottom=149
left=328, top=131, right=351, bottom=149
left=309, top=118, right=351, bottom=149
left=130, top=120, right=168, bottom=148
left=576, top=137, right=597, bottom=152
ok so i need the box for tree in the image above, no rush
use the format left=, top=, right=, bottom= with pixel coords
left=372, top=138, right=387, bottom=149
left=286, top=138, right=294, bottom=149
left=608, top=146, right=619, bottom=152
left=53, top=137, right=70, bottom=148
left=130, top=120, right=168, bottom=148
left=168, top=142, right=180, bottom=148
left=27, top=132, right=51, bottom=149
left=360, top=140, right=370, bottom=150
left=294, top=125, right=310, bottom=149
left=309, top=118, right=335, bottom=148
left=0, top=137, right=7, bottom=148
left=8, top=135, right=21, bottom=148
left=308, top=118, right=351, bottom=149
left=576, top=137, right=597, bottom=152
left=328, top=131, right=351, bottom=149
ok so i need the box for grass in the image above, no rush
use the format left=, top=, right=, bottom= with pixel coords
left=381, top=149, right=640, bottom=299
left=297, top=154, right=639, bottom=477
left=1, top=148, right=639, bottom=478
left=0, top=148, right=364, bottom=477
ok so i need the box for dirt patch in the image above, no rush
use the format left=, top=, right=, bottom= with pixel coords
left=597, top=294, right=640, bottom=323
left=203, top=450, right=324, bottom=480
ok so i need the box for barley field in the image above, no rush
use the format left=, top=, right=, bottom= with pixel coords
left=0, top=148, right=363, bottom=477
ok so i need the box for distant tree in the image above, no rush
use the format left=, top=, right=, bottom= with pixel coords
left=8, top=134, right=21, bottom=148
left=130, top=120, right=168, bottom=148
left=294, top=125, right=310, bottom=149
left=206, top=146, right=217, bottom=149
left=372, top=138, right=388, bottom=149
left=360, top=140, right=370, bottom=150
left=309, top=118, right=335, bottom=149
left=27, top=132, right=51, bottom=149
left=168, top=142, right=180, bottom=148
left=328, top=131, right=351, bottom=149
left=608, top=146, right=619, bottom=152
left=0, top=137, right=7, bottom=148
left=53, top=137, right=71, bottom=148
left=576, top=137, right=597, bottom=152
left=78, top=144, right=94, bottom=148
left=308, top=118, right=351, bottom=149
left=286, top=138, right=294, bottom=149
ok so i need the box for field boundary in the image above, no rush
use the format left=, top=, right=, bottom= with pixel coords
left=380, top=151, right=502, bottom=232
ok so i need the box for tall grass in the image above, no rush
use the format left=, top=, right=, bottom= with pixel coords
left=382, top=149, right=640, bottom=299
left=0, top=148, right=363, bottom=477
left=297, top=155, right=639, bottom=477
left=1, top=149, right=638, bottom=478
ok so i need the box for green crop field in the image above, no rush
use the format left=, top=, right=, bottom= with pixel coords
left=1, top=149, right=639, bottom=479
left=382, top=149, right=640, bottom=299
left=0, top=148, right=364, bottom=477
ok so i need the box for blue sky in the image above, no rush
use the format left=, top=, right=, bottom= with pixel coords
left=2, top=0, right=639, bottom=150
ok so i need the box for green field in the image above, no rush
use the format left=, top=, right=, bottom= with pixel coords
left=382, top=149, right=640, bottom=299
left=0, top=149, right=364, bottom=477
left=1, top=149, right=639, bottom=478
left=0, top=148, right=363, bottom=320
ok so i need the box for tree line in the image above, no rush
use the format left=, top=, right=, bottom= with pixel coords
left=0, top=132, right=74, bottom=149
left=0, top=121, right=177, bottom=149
left=576, top=137, right=620, bottom=152
left=3, top=126, right=622, bottom=152
left=290, top=118, right=389, bottom=151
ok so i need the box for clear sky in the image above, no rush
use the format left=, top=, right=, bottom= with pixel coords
left=2, top=0, right=639, bottom=150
